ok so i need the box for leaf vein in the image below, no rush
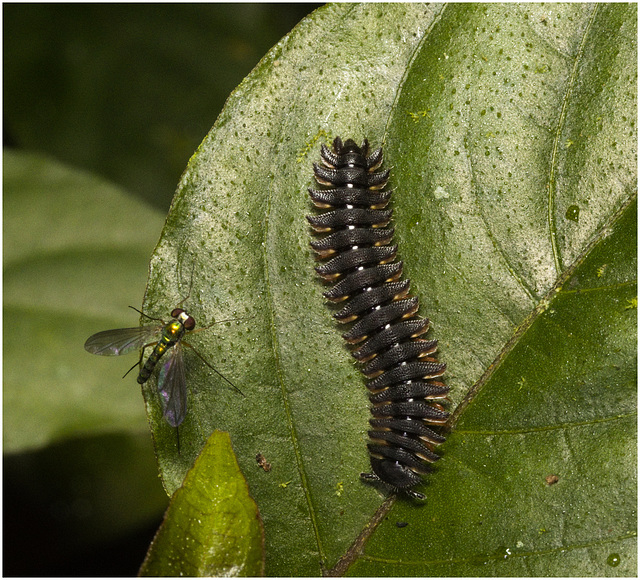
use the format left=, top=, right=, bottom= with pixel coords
left=546, top=5, right=600, bottom=276
left=262, top=178, right=326, bottom=565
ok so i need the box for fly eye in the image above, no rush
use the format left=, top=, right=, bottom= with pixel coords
left=171, top=308, right=184, bottom=318
left=184, top=317, right=196, bottom=331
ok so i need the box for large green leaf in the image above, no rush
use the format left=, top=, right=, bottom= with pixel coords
left=134, top=3, right=636, bottom=576
left=121, top=3, right=637, bottom=576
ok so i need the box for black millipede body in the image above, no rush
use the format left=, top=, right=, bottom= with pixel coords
left=307, top=137, right=449, bottom=500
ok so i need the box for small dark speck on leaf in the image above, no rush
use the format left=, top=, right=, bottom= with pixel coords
left=256, top=452, right=272, bottom=472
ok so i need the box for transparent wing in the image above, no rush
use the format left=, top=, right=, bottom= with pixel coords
left=84, top=325, right=161, bottom=356
left=157, top=342, right=188, bottom=427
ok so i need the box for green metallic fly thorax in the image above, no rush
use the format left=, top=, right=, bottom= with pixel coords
left=137, top=320, right=186, bottom=384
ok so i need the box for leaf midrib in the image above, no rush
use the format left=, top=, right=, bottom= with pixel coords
left=448, top=190, right=637, bottom=430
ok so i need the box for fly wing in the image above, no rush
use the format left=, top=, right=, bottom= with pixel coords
left=157, top=342, right=188, bottom=427
left=84, top=326, right=161, bottom=356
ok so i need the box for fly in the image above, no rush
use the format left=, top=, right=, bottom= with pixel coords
left=84, top=305, right=243, bottom=433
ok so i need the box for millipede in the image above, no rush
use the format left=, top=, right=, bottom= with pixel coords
left=307, top=136, right=449, bottom=500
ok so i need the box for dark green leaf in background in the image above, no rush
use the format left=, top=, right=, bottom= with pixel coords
left=135, top=3, right=636, bottom=576
left=3, top=151, right=165, bottom=452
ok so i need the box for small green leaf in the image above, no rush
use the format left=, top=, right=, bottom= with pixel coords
left=139, top=430, right=264, bottom=577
